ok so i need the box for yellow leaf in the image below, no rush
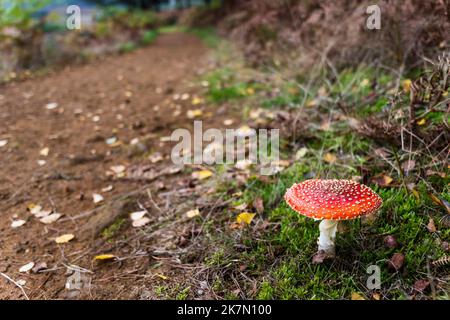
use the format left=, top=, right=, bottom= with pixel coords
left=402, top=79, right=412, bottom=93
left=192, top=170, right=213, bottom=180
left=417, top=118, right=426, bottom=126
left=187, top=109, right=203, bottom=119
left=306, top=99, right=318, bottom=108
left=372, top=174, right=393, bottom=187
left=351, top=292, right=365, bottom=300
left=372, top=293, right=381, bottom=300
left=287, top=87, right=299, bottom=95
left=156, top=273, right=168, bottom=280
left=360, top=78, right=370, bottom=87
left=94, top=254, right=116, bottom=261
left=191, top=97, right=203, bottom=105
left=323, top=153, right=337, bottom=164
left=246, top=87, right=255, bottom=96
left=295, top=147, right=308, bottom=159
left=39, top=147, right=49, bottom=156
left=55, top=234, right=75, bottom=244
left=236, top=212, right=256, bottom=225
left=186, top=209, right=200, bottom=218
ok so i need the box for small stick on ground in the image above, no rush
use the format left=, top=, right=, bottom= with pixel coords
left=0, top=272, right=29, bottom=300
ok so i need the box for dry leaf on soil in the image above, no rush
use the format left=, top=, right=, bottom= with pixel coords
left=55, top=234, right=75, bottom=244
left=19, top=262, right=35, bottom=273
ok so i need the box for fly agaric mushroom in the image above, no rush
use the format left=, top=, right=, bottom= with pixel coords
left=284, top=179, right=382, bottom=257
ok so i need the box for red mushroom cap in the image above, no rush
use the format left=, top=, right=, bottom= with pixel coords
left=284, top=179, right=382, bottom=220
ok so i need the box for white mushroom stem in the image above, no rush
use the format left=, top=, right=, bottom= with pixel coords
left=317, top=220, right=338, bottom=257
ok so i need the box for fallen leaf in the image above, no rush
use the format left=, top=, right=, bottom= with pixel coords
left=413, top=279, right=430, bottom=292
left=32, top=262, right=48, bottom=273
left=186, top=209, right=200, bottom=218
left=92, top=193, right=104, bottom=204
left=233, top=203, right=247, bottom=211
left=19, top=262, right=35, bottom=273
left=402, top=79, right=412, bottom=92
left=384, top=235, right=399, bottom=248
left=323, top=153, right=337, bottom=164
left=148, top=152, right=163, bottom=163
left=55, top=234, right=75, bottom=244
left=406, top=183, right=420, bottom=200
left=427, top=218, right=437, bottom=233
left=191, top=97, right=203, bottom=105
left=360, top=78, right=370, bottom=87
left=130, top=210, right=147, bottom=221
left=40, top=213, right=62, bottom=224
left=223, top=119, right=234, bottom=126
left=192, top=170, right=213, bottom=180
left=429, top=193, right=450, bottom=215
left=102, top=185, right=114, bottom=192
left=402, top=160, right=416, bottom=173
left=37, top=160, right=46, bottom=166
left=236, top=212, right=256, bottom=225
left=105, top=137, right=118, bottom=145
left=246, top=87, right=255, bottom=95
left=417, top=118, right=426, bottom=126
left=155, top=273, right=168, bottom=280
left=39, top=147, right=49, bottom=156
left=28, top=204, right=42, bottom=215
left=34, top=209, right=52, bottom=218
left=272, top=160, right=290, bottom=167
left=94, top=254, right=116, bottom=261
left=45, top=102, right=58, bottom=110
left=372, top=293, right=381, bottom=300
left=295, top=147, right=308, bottom=159
left=0, top=139, right=8, bottom=148
left=253, top=198, right=264, bottom=214
left=425, top=170, right=446, bottom=178
left=17, top=279, right=27, bottom=286
left=306, top=99, right=318, bottom=108
left=11, top=219, right=26, bottom=228
left=187, top=109, right=203, bottom=119
left=351, top=292, right=365, bottom=300
left=387, top=252, right=405, bottom=271
left=132, top=217, right=151, bottom=227
left=110, top=165, right=126, bottom=174
left=110, top=141, right=122, bottom=148
left=372, top=174, right=393, bottom=187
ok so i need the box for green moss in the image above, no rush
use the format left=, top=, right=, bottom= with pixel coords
left=119, top=41, right=137, bottom=53
left=141, top=30, right=159, bottom=45
left=101, top=217, right=126, bottom=240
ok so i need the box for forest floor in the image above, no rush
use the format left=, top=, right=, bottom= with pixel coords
left=0, top=32, right=241, bottom=299
left=0, top=29, right=449, bottom=300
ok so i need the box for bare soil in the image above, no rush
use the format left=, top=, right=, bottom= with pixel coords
left=0, top=33, right=232, bottom=300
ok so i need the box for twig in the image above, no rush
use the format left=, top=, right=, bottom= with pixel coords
left=146, top=188, right=163, bottom=215
left=0, top=272, right=29, bottom=300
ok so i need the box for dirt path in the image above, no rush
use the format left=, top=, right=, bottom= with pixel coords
left=0, top=33, right=225, bottom=299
